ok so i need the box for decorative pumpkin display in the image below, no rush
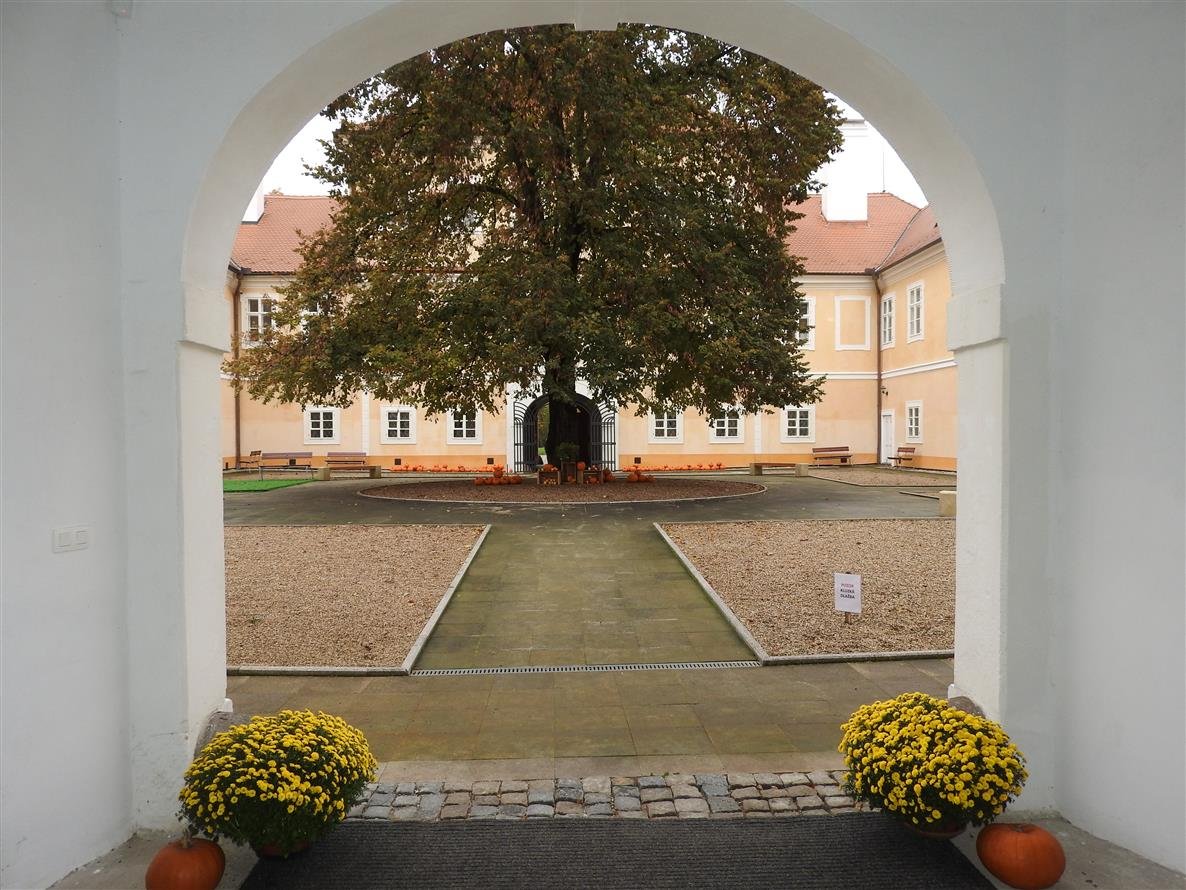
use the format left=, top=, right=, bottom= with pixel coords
left=976, top=823, right=1066, bottom=889
left=576, top=461, right=586, bottom=471
left=145, top=830, right=225, bottom=890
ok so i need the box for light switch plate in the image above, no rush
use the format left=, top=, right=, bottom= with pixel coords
left=52, top=525, right=91, bottom=553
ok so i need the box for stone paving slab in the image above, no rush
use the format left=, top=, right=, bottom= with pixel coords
left=347, top=770, right=858, bottom=822
left=413, top=523, right=754, bottom=669
left=229, top=659, right=952, bottom=765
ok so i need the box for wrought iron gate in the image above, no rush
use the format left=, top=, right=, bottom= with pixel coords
left=512, top=396, right=617, bottom=473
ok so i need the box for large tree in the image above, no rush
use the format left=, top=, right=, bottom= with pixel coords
left=229, top=25, right=843, bottom=464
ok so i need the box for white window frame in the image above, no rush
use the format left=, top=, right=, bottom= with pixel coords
left=780, top=405, right=816, bottom=443
left=797, top=296, right=816, bottom=350
left=907, top=282, right=925, bottom=342
left=446, top=410, right=483, bottom=444
left=880, top=293, right=895, bottom=348
left=379, top=405, right=417, bottom=444
left=905, top=400, right=923, bottom=442
left=244, top=295, right=274, bottom=343
left=648, top=410, right=684, bottom=444
left=708, top=407, right=745, bottom=443
left=833, top=295, right=871, bottom=351
left=303, top=406, right=341, bottom=445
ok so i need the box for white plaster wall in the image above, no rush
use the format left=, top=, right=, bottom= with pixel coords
left=1052, top=5, right=1186, bottom=868
left=0, top=4, right=132, bottom=888
left=1, top=1, right=1183, bottom=886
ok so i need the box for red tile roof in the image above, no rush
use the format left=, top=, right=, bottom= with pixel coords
left=231, top=191, right=940, bottom=276
left=784, top=193, right=938, bottom=274
left=230, top=194, right=337, bottom=274
left=879, top=204, right=941, bottom=269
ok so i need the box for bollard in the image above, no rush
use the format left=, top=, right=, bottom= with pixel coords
left=939, top=490, right=957, bottom=517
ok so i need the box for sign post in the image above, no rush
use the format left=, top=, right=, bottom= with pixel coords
left=834, top=572, right=862, bottom=623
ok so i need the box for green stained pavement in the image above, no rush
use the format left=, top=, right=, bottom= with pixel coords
left=413, top=522, right=754, bottom=669
left=229, top=658, right=954, bottom=776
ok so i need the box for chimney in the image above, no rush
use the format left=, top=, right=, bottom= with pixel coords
left=242, top=186, right=266, bottom=223
left=819, top=117, right=870, bottom=222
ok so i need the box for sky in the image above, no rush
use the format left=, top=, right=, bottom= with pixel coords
left=255, top=95, right=927, bottom=208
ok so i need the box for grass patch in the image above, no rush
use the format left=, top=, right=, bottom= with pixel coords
left=223, top=478, right=313, bottom=493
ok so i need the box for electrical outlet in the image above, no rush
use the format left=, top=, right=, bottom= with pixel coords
left=52, top=525, right=91, bottom=553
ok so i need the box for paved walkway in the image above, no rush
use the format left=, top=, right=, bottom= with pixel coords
left=416, top=522, right=753, bottom=669
left=229, top=658, right=951, bottom=776
left=346, top=770, right=856, bottom=821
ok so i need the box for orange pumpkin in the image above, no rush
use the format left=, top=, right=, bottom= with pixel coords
left=145, top=833, right=225, bottom=890
left=976, top=823, right=1066, bottom=890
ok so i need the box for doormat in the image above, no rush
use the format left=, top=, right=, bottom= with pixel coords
left=240, top=813, right=991, bottom=889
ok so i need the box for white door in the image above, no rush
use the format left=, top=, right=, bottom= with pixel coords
left=880, top=411, right=895, bottom=463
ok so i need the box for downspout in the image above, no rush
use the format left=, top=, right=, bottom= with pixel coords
left=868, top=266, right=884, bottom=464
left=230, top=264, right=244, bottom=468
left=868, top=206, right=923, bottom=465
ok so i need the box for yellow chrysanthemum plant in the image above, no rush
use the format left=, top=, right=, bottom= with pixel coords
left=839, top=692, right=1027, bottom=830
left=179, top=710, right=378, bottom=856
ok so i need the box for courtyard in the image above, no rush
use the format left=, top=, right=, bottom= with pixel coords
left=225, top=471, right=955, bottom=777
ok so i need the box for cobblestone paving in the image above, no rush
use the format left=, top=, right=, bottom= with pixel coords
left=347, top=770, right=859, bottom=821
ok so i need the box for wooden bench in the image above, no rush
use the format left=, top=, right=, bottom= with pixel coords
left=230, top=449, right=261, bottom=472
left=887, top=446, right=916, bottom=467
left=811, top=446, right=853, bottom=465
left=315, top=452, right=382, bottom=480
left=258, top=451, right=313, bottom=477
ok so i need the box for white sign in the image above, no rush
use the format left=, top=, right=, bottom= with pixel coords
left=834, top=572, right=862, bottom=614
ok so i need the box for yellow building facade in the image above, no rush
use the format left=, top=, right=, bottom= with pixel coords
left=222, top=192, right=956, bottom=471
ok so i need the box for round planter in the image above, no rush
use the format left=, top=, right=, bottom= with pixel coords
left=903, top=818, right=967, bottom=840
left=252, top=838, right=312, bottom=859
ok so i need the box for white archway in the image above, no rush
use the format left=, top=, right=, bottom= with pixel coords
left=179, top=0, right=1010, bottom=812
left=10, top=3, right=1185, bottom=886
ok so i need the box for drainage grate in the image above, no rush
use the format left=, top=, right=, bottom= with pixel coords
left=410, top=660, right=760, bottom=676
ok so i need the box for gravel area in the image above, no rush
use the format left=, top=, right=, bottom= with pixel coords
left=226, top=525, right=483, bottom=667
left=360, top=478, right=764, bottom=503
left=663, top=520, right=954, bottom=656
left=807, top=467, right=956, bottom=487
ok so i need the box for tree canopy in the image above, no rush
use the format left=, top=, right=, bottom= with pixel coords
left=228, top=25, right=843, bottom=437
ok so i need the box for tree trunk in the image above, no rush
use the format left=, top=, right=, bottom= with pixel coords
left=546, top=397, right=590, bottom=467
left=542, top=362, right=591, bottom=467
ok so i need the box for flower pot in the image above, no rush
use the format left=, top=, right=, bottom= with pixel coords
left=903, top=818, right=967, bottom=840
left=252, top=838, right=312, bottom=859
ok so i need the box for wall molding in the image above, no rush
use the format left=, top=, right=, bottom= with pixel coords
left=881, top=358, right=957, bottom=379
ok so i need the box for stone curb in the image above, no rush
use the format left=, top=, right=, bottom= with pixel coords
left=346, top=771, right=861, bottom=823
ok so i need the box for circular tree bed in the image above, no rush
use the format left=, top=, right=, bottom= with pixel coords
left=360, top=477, right=764, bottom=504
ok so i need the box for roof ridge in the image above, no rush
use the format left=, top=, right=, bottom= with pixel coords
left=873, top=206, right=924, bottom=272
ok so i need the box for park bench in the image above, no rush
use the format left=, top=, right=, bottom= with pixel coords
left=258, top=451, right=313, bottom=477
left=811, top=446, right=853, bottom=465
left=887, top=445, right=916, bottom=467
left=314, top=452, right=382, bottom=480
left=231, top=450, right=261, bottom=472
